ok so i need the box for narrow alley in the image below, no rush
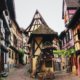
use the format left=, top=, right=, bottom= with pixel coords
left=0, top=0, right=80, bottom=80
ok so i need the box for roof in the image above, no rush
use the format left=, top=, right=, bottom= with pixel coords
left=6, top=0, right=16, bottom=20
left=62, top=0, right=80, bottom=19
left=0, top=0, right=7, bottom=13
left=32, top=24, right=57, bottom=35
left=28, top=24, right=58, bottom=43
left=26, top=10, right=58, bottom=43
left=65, top=0, right=80, bottom=8
left=12, top=19, right=22, bottom=33
left=59, top=30, right=66, bottom=39
left=25, top=10, right=49, bottom=31
left=67, top=7, right=80, bottom=29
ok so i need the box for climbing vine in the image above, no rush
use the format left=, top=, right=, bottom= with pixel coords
left=53, top=48, right=75, bottom=57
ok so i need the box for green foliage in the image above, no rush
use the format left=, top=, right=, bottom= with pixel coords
left=43, top=41, right=53, bottom=46
left=18, top=48, right=25, bottom=64
left=18, top=49, right=24, bottom=56
left=0, top=77, right=4, bottom=80
left=53, top=48, right=75, bottom=57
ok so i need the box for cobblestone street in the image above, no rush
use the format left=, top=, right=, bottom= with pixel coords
left=5, top=65, right=33, bottom=80
left=3, top=65, right=80, bottom=80
left=0, top=0, right=80, bottom=80
left=54, top=71, right=80, bottom=80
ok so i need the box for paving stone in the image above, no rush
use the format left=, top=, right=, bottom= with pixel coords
left=4, top=65, right=80, bottom=80
left=5, top=65, right=33, bottom=80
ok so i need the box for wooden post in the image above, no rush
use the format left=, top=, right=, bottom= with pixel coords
left=77, top=55, right=80, bottom=76
left=72, top=54, right=77, bottom=75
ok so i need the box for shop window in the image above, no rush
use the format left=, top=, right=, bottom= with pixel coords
left=45, top=60, right=52, bottom=67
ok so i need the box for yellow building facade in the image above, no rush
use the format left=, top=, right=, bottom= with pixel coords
left=73, top=25, right=80, bottom=51
left=68, top=8, right=80, bottom=75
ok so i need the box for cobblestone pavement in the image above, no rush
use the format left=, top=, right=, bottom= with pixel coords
left=3, top=65, right=80, bottom=80
left=54, top=71, right=80, bottom=80
left=5, top=65, right=33, bottom=80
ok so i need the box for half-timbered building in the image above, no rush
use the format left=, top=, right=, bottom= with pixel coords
left=0, top=0, right=11, bottom=74
left=68, top=7, right=80, bottom=76
left=26, top=10, right=59, bottom=77
left=62, top=0, right=80, bottom=74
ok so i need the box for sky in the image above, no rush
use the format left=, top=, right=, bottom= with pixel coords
left=15, top=0, right=66, bottom=34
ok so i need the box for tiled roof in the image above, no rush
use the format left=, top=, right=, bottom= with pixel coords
left=0, top=0, right=7, bottom=12
left=32, top=24, right=57, bottom=35
left=68, top=8, right=80, bottom=29
left=65, top=0, right=80, bottom=8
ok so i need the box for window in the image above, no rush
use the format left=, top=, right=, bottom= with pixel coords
left=68, top=10, right=76, bottom=19
left=78, top=0, right=80, bottom=3
left=12, top=51, right=14, bottom=59
left=61, top=40, right=63, bottom=47
left=9, top=50, right=11, bottom=58
left=0, top=19, right=5, bottom=39
left=77, top=29, right=80, bottom=40
left=63, top=38, right=65, bottom=46
left=0, top=19, right=1, bottom=31
left=69, top=30, right=72, bottom=40
left=65, top=31, right=70, bottom=42
left=13, top=35, right=17, bottom=47
left=45, top=60, right=52, bottom=67
left=64, top=37, right=66, bottom=44
left=66, top=32, right=68, bottom=42
left=5, top=10, right=8, bottom=16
